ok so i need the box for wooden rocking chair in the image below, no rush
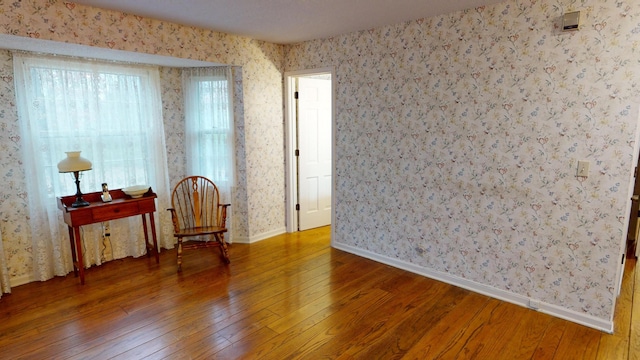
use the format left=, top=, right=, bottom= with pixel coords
left=167, top=176, right=230, bottom=271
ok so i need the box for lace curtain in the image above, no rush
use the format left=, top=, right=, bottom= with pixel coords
left=182, top=67, right=236, bottom=242
left=13, top=53, right=173, bottom=281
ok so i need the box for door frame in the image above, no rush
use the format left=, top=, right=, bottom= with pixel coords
left=617, top=107, right=640, bottom=298
left=284, top=67, right=335, bottom=233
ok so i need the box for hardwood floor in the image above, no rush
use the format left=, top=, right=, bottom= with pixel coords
left=1, top=226, right=638, bottom=359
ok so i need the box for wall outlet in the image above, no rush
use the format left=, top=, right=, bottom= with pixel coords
left=103, top=221, right=111, bottom=237
left=529, top=299, right=540, bottom=310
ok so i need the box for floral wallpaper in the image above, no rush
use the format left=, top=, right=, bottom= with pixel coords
left=1, top=0, right=639, bottom=329
left=0, top=50, right=33, bottom=282
left=286, top=0, right=640, bottom=325
left=0, top=1, right=285, bottom=284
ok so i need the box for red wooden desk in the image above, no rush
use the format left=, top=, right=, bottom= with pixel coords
left=57, top=188, right=159, bottom=284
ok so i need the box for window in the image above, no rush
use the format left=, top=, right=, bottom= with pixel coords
left=13, top=53, right=172, bottom=280
left=183, top=67, right=235, bottom=241
left=14, top=55, right=166, bottom=197
left=183, top=67, right=235, bottom=192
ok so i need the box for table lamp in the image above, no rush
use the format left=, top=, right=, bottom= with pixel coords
left=58, top=151, right=92, bottom=208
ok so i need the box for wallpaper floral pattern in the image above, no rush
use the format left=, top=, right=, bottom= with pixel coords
left=0, top=0, right=638, bottom=329
left=0, top=50, right=33, bottom=282
left=0, top=1, right=285, bottom=285
left=286, top=0, right=640, bottom=324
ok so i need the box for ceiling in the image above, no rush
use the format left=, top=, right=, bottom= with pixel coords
left=72, top=0, right=504, bottom=44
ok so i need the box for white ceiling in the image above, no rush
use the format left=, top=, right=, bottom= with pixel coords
left=72, top=0, right=504, bottom=44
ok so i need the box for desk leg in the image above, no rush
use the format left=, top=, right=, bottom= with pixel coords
left=73, top=226, right=85, bottom=285
left=141, top=214, right=150, bottom=257
left=141, top=213, right=160, bottom=263
left=67, top=226, right=78, bottom=277
left=149, top=213, right=160, bottom=264
left=149, top=212, right=159, bottom=263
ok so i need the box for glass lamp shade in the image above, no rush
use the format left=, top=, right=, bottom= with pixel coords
left=57, top=151, right=92, bottom=173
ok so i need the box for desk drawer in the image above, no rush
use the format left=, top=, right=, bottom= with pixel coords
left=92, top=202, right=140, bottom=222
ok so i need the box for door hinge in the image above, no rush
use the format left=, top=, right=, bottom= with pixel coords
left=294, top=91, right=299, bottom=99
left=295, top=149, right=299, bottom=156
left=295, top=204, right=300, bottom=211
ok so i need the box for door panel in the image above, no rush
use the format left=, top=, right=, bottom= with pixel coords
left=298, top=76, right=332, bottom=231
left=628, top=162, right=640, bottom=257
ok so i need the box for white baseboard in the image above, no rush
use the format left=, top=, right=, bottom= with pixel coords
left=233, top=227, right=286, bottom=244
left=10, top=274, right=33, bottom=288
left=332, top=242, right=614, bottom=333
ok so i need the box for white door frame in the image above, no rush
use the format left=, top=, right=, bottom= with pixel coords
left=284, top=67, right=335, bottom=233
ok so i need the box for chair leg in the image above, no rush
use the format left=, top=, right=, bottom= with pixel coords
left=177, top=237, right=183, bottom=272
left=216, top=233, right=231, bottom=264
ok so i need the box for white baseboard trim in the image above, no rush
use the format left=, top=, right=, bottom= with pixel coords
left=10, top=274, right=33, bottom=288
left=234, top=227, right=286, bottom=244
left=333, top=242, right=614, bottom=333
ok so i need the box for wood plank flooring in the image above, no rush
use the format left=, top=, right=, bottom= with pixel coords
left=0, top=226, right=638, bottom=359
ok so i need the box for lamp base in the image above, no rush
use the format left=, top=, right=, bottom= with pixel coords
left=71, top=198, right=90, bottom=208
left=68, top=170, right=90, bottom=208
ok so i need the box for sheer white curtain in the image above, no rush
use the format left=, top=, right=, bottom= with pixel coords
left=182, top=67, right=235, bottom=242
left=0, top=230, right=10, bottom=297
left=13, top=53, right=173, bottom=281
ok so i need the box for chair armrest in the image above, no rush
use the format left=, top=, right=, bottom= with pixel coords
left=167, top=208, right=179, bottom=233
left=218, top=203, right=231, bottom=228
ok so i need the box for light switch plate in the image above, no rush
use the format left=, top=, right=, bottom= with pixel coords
left=577, top=160, right=589, bottom=177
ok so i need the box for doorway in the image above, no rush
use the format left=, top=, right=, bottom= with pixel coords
left=285, top=68, right=334, bottom=232
left=627, top=163, right=640, bottom=257
left=620, top=119, right=640, bottom=298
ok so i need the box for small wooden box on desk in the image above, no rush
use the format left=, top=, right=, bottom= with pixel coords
left=57, top=188, right=160, bottom=284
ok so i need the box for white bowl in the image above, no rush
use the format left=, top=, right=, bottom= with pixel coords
left=123, top=185, right=150, bottom=198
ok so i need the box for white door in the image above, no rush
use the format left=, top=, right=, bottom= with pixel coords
left=297, top=76, right=332, bottom=230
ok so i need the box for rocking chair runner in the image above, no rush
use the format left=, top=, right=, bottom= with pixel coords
left=167, top=176, right=231, bottom=271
